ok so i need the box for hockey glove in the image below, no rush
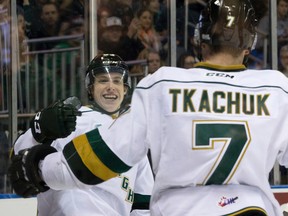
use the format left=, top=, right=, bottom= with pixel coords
left=31, top=96, right=82, bottom=143
left=8, top=145, right=57, bottom=198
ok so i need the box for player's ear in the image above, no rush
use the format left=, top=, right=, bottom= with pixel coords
left=243, top=49, right=250, bottom=56
left=88, top=86, right=94, bottom=101
left=123, top=86, right=128, bottom=95
left=201, top=42, right=210, bottom=61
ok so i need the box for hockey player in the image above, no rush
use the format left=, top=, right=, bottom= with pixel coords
left=10, top=54, right=154, bottom=216
left=9, top=0, right=288, bottom=215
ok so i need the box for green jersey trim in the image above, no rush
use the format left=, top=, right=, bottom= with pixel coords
left=63, top=128, right=131, bottom=184
left=225, top=206, right=267, bottom=216
left=131, top=194, right=151, bottom=211
left=136, top=80, right=288, bottom=94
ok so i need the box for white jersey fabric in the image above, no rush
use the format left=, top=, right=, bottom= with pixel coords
left=14, top=106, right=154, bottom=216
left=41, top=63, right=288, bottom=215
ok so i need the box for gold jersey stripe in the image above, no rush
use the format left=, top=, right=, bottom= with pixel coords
left=73, top=134, right=118, bottom=181
left=195, top=62, right=246, bottom=71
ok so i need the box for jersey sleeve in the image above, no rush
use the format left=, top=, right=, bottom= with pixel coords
left=131, top=156, right=154, bottom=215
left=41, top=150, right=93, bottom=190
left=13, top=129, right=40, bottom=155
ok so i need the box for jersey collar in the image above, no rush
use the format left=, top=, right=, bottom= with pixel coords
left=194, top=62, right=246, bottom=72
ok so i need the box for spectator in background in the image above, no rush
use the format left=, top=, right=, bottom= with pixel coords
left=253, top=0, right=269, bottom=50
left=47, top=16, right=84, bottom=100
left=142, top=0, right=167, bottom=37
left=55, top=0, right=84, bottom=19
left=250, top=0, right=288, bottom=71
left=133, top=8, right=162, bottom=53
left=97, top=6, right=111, bottom=35
left=40, top=2, right=64, bottom=36
left=23, top=1, right=64, bottom=50
left=103, top=0, right=134, bottom=31
left=177, top=52, right=198, bottom=69
left=98, top=16, right=140, bottom=61
left=17, top=6, right=29, bottom=65
left=146, top=48, right=162, bottom=74
left=277, top=0, right=288, bottom=48
left=142, top=0, right=160, bottom=16
left=279, top=44, right=288, bottom=76
left=56, top=0, right=84, bottom=34
left=142, top=0, right=168, bottom=60
left=18, top=6, right=33, bottom=112
left=100, top=16, right=123, bottom=44
left=48, top=16, right=84, bottom=70
left=176, top=0, right=205, bottom=53
left=131, top=48, right=163, bottom=82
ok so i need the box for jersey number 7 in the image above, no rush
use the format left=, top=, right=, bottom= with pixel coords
left=192, top=120, right=251, bottom=185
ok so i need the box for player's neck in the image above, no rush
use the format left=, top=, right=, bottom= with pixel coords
left=204, top=53, right=244, bottom=66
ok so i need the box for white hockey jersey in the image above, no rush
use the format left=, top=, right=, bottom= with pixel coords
left=14, top=106, right=154, bottom=216
left=41, top=62, right=288, bottom=216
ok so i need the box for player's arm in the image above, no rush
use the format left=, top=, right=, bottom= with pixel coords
left=9, top=88, right=149, bottom=197
left=9, top=111, right=134, bottom=197
left=9, top=125, right=133, bottom=197
left=9, top=96, right=82, bottom=196
left=9, top=112, right=147, bottom=198
left=130, top=156, right=154, bottom=216
left=44, top=103, right=149, bottom=189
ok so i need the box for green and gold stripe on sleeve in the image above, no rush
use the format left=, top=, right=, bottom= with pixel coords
left=63, top=128, right=132, bottom=185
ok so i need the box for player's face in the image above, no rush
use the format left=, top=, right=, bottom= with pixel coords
left=92, top=73, right=127, bottom=112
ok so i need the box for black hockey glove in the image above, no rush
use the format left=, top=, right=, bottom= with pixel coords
left=31, top=96, right=82, bottom=143
left=8, top=145, right=57, bottom=198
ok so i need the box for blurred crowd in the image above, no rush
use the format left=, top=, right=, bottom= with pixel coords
left=0, top=0, right=285, bottom=76
left=250, top=0, right=288, bottom=75
left=11, top=0, right=204, bottom=73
